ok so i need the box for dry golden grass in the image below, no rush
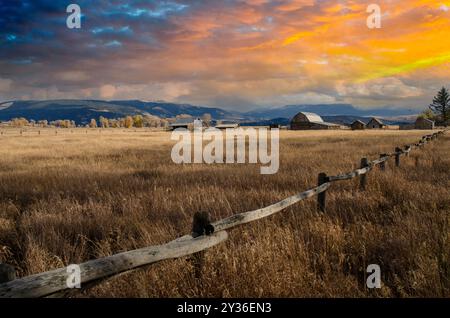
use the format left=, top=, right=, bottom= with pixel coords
left=0, top=128, right=449, bottom=297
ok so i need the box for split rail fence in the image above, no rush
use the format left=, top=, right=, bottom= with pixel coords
left=0, top=130, right=446, bottom=297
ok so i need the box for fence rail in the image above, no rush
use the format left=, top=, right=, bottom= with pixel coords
left=0, top=130, right=446, bottom=298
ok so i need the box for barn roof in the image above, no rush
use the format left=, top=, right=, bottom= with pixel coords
left=297, top=112, right=324, bottom=123
left=352, top=120, right=365, bottom=125
left=368, top=117, right=384, bottom=125
left=315, top=121, right=340, bottom=127
left=415, top=117, right=434, bottom=123
left=215, top=123, right=239, bottom=129
left=169, top=118, right=194, bottom=127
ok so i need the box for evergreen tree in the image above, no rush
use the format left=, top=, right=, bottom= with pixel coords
left=429, top=87, right=450, bottom=125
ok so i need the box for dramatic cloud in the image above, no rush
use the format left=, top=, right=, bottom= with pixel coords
left=0, top=0, right=449, bottom=111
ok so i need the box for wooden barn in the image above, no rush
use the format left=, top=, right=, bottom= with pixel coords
left=415, top=117, right=434, bottom=130
left=351, top=120, right=366, bottom=130
left=366, top=117, right=386, bottom=129
left=290, top=112, right=341, bottom=130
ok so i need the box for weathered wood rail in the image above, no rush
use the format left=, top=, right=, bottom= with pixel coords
left=0, top=130, right=446, bottom=298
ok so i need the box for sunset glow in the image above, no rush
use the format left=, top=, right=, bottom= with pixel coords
left=1, top=0, right=449, bottom=110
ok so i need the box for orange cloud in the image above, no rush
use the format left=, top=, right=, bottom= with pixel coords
left=3, top=0, right=450, bottom=110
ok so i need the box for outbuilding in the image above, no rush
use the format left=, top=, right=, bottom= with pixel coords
left=169, top=118, right=206, bottom=130
left=351, top=120, right=366, bottom=130
left=366, top=117, right=386, bottom=129
left=290, top=112, right=341, bottom=130
left=215, top=121, right=240, bottom=129
left=414, top=117, right=435, bottom=130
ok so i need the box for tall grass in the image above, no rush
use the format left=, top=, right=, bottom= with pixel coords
left=0, top=129, right=448, bottom=297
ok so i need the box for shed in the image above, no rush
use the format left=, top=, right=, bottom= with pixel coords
left=169, top=117, right=206, bottom=130
left=215, top=121, right=239, bottom=129
left=414, top=117, right=434, bottom=130
left=366, top=117, right=386, bottom=129
left=269, top=124, right=281, bottom=129
left=290, top=112, right=341, bottom=130
left=351, top=120, right=366, bottom=130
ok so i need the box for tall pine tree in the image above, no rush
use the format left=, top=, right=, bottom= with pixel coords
left=429, top=87, right=450, bottom=126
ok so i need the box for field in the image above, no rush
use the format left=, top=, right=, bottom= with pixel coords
left=0, top=128, right=449, bottom=297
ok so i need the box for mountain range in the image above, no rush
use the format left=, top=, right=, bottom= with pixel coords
left=0, top=99, right=420, bottom=125
left=0, top=100, right=237, bottom=124
left=244, top=104, right=418, bottom=119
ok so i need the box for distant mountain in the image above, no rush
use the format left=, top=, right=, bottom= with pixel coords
left=241, top=117, right=291, bottom=126
left=0, top=100, right=239, bottom=125
left=321, top=115, right=412, bottom=125
left=242, top=115, right=413, bottom=127
left=109, top=100, right=239, bottom=119
left=244, top=104, right=418, bottom=119
left=0, top=100, right=417, bottom=125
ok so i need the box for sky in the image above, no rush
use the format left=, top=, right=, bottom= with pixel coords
left=0, top=0, right=449, bottom=111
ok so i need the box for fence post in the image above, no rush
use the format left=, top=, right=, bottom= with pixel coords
left=191, top=212, right=214, bottom=280
left=0, top=263, right=16, bottom=284
left=395, top=147, right=401, bottom=167
left=360, top=157, right=369, bottom=191
left=317, top=172, right=328, bottom=213
left=379, top=154, right=387, bottom=171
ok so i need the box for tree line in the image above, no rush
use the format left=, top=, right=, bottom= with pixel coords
left=3, top=113, right=213, bottom=129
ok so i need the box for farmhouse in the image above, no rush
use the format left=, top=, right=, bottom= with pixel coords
left=366, top=117, right=386, bottom=129
left=415, top=117, right=435, bottom=130
left=351, top=120, right=365, bottom=130
left=290, top=112, right=341, bottom=130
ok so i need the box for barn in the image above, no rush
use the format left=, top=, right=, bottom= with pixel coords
left=290, top=112, right=341, bottom=130
left=351, top=120, right=365, bottom=130
left=415, top=117, right=435, bottom=130
left=366, top=117, right=386, bottom=129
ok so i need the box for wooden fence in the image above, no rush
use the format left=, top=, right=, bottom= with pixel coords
left=0, top=130, right=446, bottom=298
